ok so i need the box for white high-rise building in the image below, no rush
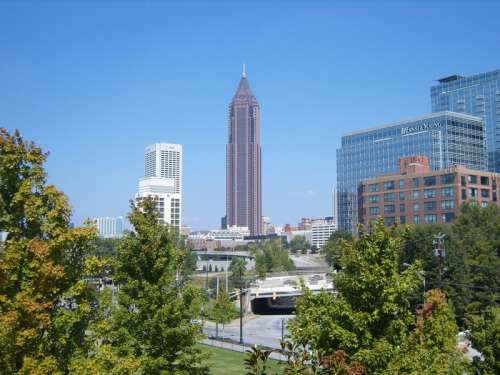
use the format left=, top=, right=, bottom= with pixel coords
left=311, top=217, right=336, bottom=250
left=136, top=143, right=182, bottom=230
left=93, top=216, right=124, bottom=238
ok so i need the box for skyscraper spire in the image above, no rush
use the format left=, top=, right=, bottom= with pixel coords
left=242, top=63, right=246, bottom=78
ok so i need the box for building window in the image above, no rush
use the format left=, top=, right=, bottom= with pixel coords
left=424, top=214, right=437, bottom=224
left=412, top=191, right=420, bottom=200
left=424, top=201, right=437, bottom=211
left=442, top=212, right=455, bottom=223
left=493, top=192, right=497, bottom=202
left=369, top=183, right=380, bottom=192
left=414, top=215, right=420, bottom=224
left=481, top=189, right=490, bottom=198
left=384, top=204, right=395, bottom=213
left=469, top=188, right=478, bottom=198
left=480, top=176, right=489, bottom=185
left=399, top=180, right=405, bottom=189
left=440, top=174, right=455, bottom=184
left=399, top=191, right=405, bottom=201
left=369, top=195, right=380, bottom=203
left=385, top=217, right=395, bottom=226
left=441, top=200, right=455, bottom=209
left=441, top=187, right=454, bottom=197
left=399, top=203, right=405, bottom=212
left=468, top=175, right=477, bottom=184
left=412, top=178, right=419, bottom=188
left=461, top=176, right=467, bottom=187
left=461, top=189, right=467, bottom=199
left=369, top=207, right=380, bottom=215
left=384, top=192, right=396, bottom=202
left=424, top=176, right=436, bottom=186
left=384, top=181, right=395, bottom=190
left=399, top=216, right=406, bottom=224
left=413, top=203, right=420, bottom=212
left=481, top=202, right=488, bottom=208
left=424, top=188, right=436, bottom=199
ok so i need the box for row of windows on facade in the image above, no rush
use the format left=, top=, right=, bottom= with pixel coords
left=374, top=213, right=456, bottom=226
left=367, top=200, right=456, bottom=216
left=367, top=174, right=496, bottom=192
left=365, top=186, right=497, bottom=203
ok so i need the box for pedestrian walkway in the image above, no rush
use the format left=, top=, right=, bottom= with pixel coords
left=200, top=338, right=287, bottom=361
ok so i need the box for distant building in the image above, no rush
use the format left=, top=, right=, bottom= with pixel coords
left=298, top=218, right=312, bottom=230
left=311, top=217, right=336, bottom=249
left=136, top=143, right=182, bottom=230
left=337, top=111, right=487, bottom=231
left=431, top=70, right=500, bottom=172
left=93, top=216, right=124, bottom=239
left=226, top=66, right=262, bottom=235
left=358, top=156, right=500, bottom=227
left=286, top=229, right=312, bottom=245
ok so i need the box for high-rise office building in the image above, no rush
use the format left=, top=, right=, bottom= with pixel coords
left=226, top=66, right=262, bottom=235
left=93, top=216, right=124, bottom=238
left=331, top=186, right=338, bottom=229
left=337, top=111, right=486, bottom=231
left=311, top=217, right=336, bottom=250
left=136, top=143, right=182, bottom=229
left=431, top=70, right=500, bottom=172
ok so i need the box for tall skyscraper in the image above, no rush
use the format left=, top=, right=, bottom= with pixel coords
left=336, top=112, right=486, bottom=231
left=136, top=143, right=182, bottom=230
left=431, top=70, right=500, bottom=172
left=226, top=65, right=262, bottom=235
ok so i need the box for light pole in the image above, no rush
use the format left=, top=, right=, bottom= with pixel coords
left=433, top=232, right=446, bottom=289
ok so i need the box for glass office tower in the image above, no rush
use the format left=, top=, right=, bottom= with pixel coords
left=431, top=70, right=500, bottom=172
left=336, top=111, right=486, bottom=231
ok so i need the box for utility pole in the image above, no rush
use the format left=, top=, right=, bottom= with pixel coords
left=433, top=232, right=446, bottom=289
left=239, top=285, right=243, bottom=345
left=216, top=276, right=219, bottom=338
left=281, top=318, right=285, bottom=342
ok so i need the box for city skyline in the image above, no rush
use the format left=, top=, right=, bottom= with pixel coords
left=1, top=2, right=500, bottom=230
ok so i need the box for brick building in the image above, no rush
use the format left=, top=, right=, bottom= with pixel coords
left=358, top=156, right=500, bottom=227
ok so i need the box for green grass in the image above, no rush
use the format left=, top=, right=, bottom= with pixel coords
left=197, top=343, right=285, bottom=375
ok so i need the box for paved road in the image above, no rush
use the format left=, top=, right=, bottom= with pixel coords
left=203, top=314, right=294, bottom=349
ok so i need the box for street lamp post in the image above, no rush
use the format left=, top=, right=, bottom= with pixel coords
left=433, top=232, right=446, bottom=289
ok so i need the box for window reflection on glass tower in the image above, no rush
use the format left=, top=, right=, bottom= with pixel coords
left=226, top=66, right=262, bottom=235
left=431, top=70, right=500, bottom=172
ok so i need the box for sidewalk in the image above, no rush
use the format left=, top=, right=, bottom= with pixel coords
left=200, top=338, right=287, bottom=361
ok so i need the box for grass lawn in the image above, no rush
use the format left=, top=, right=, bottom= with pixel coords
left=197, top=343, right=285, bottom=375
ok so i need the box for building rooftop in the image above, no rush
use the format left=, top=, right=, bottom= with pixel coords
left=437, top=75, right=465, bottom=83
left=343, top=111, right=482, bottom=137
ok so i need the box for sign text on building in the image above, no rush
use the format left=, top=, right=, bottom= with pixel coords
left=401, top=122, right=442, bottom=135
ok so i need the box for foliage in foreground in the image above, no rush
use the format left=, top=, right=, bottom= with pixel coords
left=0, top=128, right=97, bottom=374
left=75, top=198, right=209, bottom=374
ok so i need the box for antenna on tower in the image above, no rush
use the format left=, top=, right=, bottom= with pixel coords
left=242, top=63, right=247, bottom=78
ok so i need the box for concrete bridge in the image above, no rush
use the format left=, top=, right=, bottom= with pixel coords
left=235, top=273, right=334, bottom=314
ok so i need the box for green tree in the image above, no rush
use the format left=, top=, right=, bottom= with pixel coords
left=289, top=235, right=309, bottom=254
left=99, top=198, right=208, bottom=374
left=229, top=256, right=247, bottom=287
left=450, top=203, right=500, bottom=323
left=386, top=289, right=469, bottom=374
left=0, top=128, right=97, bottom=374
left=289, top=221, right=422, bottom=374
left=322, top=230, right=353, bottom=271
left=207, top=288, right=238, bottom=338
left=254, top=239, right=295, bottom=278
left=468, top=306, right=500, bottom=375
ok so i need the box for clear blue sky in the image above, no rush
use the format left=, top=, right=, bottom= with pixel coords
left=1, top=1, right=499, bottom=230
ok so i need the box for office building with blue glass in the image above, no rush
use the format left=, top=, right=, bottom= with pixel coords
left=336, top=111, right=486, bottom=231
left=431, top=70, right=500, bottom=172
